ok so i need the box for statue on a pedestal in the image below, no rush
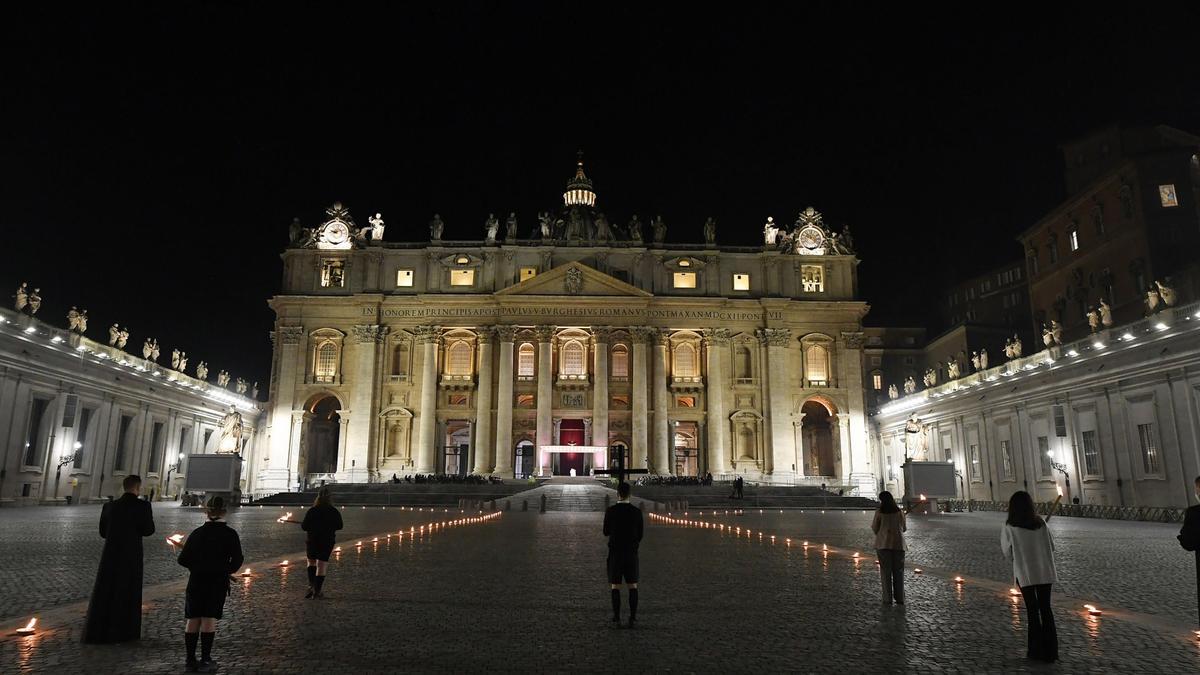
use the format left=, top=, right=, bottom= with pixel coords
left=703, top=217, right=717, bottom=246
left=217, top=370, right=230, bottom=387
left=1146, top=287, right=1160, bottom=314
left=904, top=376, right=917, bottom=395
left=76, top=310, right=88, bottom=334
left=651, top=216, right=667, bottom=244
left=216, top=406, right=242, bottom=454
left=178, top=352, right=188, bottom=372
left=235, top=378, right=248, bottom=395
left=1042, top=325, right=1054, bottom=347
left=251, top=382, right=259, bottom=399
left=1050, top=320, right=1063, bottom=345
left=108, top=324, right=120, bottom=346
left=13, top=282, right=28, bottom=312
left=429, top=213, right=445, bottom=241
left=143, top=339, right=154, bottom=360
left=484, top=213, right=500, bottom=244
left=888, top=383, right=899, bottom=400
left=1099, top=299, right=1113, bottom=327
left=1012, top=334, right=1023, bottom=357
left=27, top=288, right=41, bottom=315
left=1086, top=307, right=1100, bottom=333
left=1155, top=279, right=1177, bottom=307
left=368, top=213, right=385, bottom=242
left=67, top=307, right=81, bottom=332
left=763, top=217, right=779, bottom=247
left=116, top=327, right=129, bottom=350
left=627, top=215, right=644, bottom=244
left=151, top=340, right=160, bottom=362
left=947, top=359, right=960, bottom=380
left=594, top=212, right=613, bottom=243
left=196, top=361, right=208, bottom=381
left=504, top=212, right=518, bottom=242
left=980, top=348, right=988, bottom=370
left=171, top=349, right=181, bottom=370
left=971, top=351, right=981, bottom=372
left=905, top=414, right=929, bottom=461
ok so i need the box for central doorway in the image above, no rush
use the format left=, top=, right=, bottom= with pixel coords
left=673, top=422, right=699, bottom=476
left=555, top=419, right=586, bottom=475
left=304, top=395, right=341, bottom=484
left=441, top=420, right=470, bottom=476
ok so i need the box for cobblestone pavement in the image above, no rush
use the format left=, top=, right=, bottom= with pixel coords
left=1, top=500, right=1198, bottom=673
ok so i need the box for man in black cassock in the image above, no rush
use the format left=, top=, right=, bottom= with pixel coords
left=82, top=474, right=156, bottom=643
left=1179, top=475, right=1200, bottom=626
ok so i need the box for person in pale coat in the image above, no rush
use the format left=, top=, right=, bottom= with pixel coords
left=871, top=491, right=907, bottom=605
left=1001, top=491, right=1058, bottom=663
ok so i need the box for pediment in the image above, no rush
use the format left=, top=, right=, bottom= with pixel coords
left=495, top=261, right=652, bottom=298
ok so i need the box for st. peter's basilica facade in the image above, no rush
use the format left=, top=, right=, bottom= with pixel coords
left=257, top=160, right=873, bottom=495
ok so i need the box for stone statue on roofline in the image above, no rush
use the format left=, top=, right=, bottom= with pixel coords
left=484, top=213, right=500, bottom=244
left=627, top=215, right=644, bottom=244
left=429, top=213, right=445, bottom=241
left=13, top=282, right=28, bottom=312
left=980, top=348, right=988, bottom=370
left=368, top=213, right=385, bottom=242
left=76, top=310, right=88, bottom=334
left=1012, top=334, right=1023, bottom=357
left=651, top=216, right=667, bottom=245
left=504, top=212, right=518, bottom=242
left=971, top=351, right=981, bottom=371
left=1155, top=279, right=1177, bottom=307
left=1145, top=287, right=1160, bottom=314
left=108, top=324, right=120, bottom=346
left=196, top=361, right=208, bottom=381
left=27, top=288, right=42, bottom=315
left=1099, top=299, right=1113, bottom=327
left=763, top=217, right=779, bottom=247
left=537, top=211, right=554, bottom=240
left=887, top=383, right=898, bottom=400
left=178, top=352, right=188, bottom=371
left=143, top=339, right=154, bottom=360
left=1050, top=320, right=1063, bottom=345
left=67, top=307, right=81, bottom=332
left=594, top=212, right=613, bottom=243
left=703, top=217, right=717, bottom=246
left=116, top=327, right=129, bottom=350
left=171, top=349, right=181, bottom=370
left=1086, top=307, right=1100, bottom=333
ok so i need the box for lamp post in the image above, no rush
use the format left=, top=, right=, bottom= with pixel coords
left=54, top=442, right=81, bottom=500
left=165, top=451, right=185, bottom=500
left=1048, top=451, right=1071, bottom=504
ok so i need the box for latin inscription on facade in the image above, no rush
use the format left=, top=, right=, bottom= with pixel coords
left=364, top=306, right=783, bottom=322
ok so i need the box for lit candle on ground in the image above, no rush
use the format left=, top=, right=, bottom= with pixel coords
left=276, top=512, right=296, bottom=524
left=914, top=568, right=923, bottom=574
left=1084, top=604, right=1102, bottom=616
left=954, top=576, right=964, bottom=584
left=1009, top=588, right=1020, bottom=597
left=279, top=560, right=290, bottom=567
left=166, top=533, right=185, bottom=547
left=16, top=617, right=37, bottom=635
left=852, top=552, right=860, bottom=558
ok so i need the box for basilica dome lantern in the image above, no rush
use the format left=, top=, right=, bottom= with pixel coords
left=563, top=151, right=597, bottom=208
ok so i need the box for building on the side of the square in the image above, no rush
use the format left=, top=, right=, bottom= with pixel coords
left=862, top=327, right=926, bottom=412
left=1018, top=125, right=1200, bottom=345
left=940, top=260, right=1031, bottom=333
left=0, top=306, right=263, bottom=505
left=869, top=299, right=1200, bottom=509
left=260, top=159, right=874, bottom=494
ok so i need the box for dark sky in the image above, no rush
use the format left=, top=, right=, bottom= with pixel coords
left=3, top=5, right=1199, bottom=389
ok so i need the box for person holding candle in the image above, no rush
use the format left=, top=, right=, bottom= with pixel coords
left=301, top=487, right=343, bottom=599
left=177, top=496, right=243, bottom=672
left=1001, top=491, right=1058, bottom=663
left=1178, top=475, right=1200, bottom=626
left=603, top=481, right=644, bottom=628
left=82, top=474, right=156, bottom=644
left=871, top=491, right=907, bottom=605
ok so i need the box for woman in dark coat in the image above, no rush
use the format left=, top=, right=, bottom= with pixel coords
left=177, top=496, right=244, bottom=672
left=301, top=487, right=343, bottom=598
left=82, top=474, right=156, bottom=643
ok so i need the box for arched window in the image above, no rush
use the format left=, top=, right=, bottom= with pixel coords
left=517, top=343, right=535, bottom=378
left=315, top=342, right=339, bottom=382
left=805, top=343, right=829, bottom=385
left=611, top=344, right=629, bottom=378
left=446, top=341, right=472, bottom=375
left=674, top=343, right=697, bottom=377
left=561, top=340, right=585, bottom=376
left=392, top=341, right=410, bottom=377
left=735, top=345, right=753, bottom=381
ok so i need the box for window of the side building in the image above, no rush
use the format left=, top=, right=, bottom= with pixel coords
left=801, top=265, right=824, bottom=292
left=611, top=395, right=630, bottom=407
left=611, top=344, right=629, bottom=378
left=734, top=346, right=753, bottom=382
left=1137, top=423, right=1162, bottom=475
left=1081, top=430, right=1101, bottom=476
left=516, top=394, right=534, bottom=407
left=672, top=272, right=697, bottom=289
left=519, top=267, right=537, bottom=282
left=150, top=421, right=166, bottom=474
left=178, top=425, right=191, bottom=460
left=314, top=341, right=339, bottom=383
left=561, top=340, right=586, bottom=376
left=1069, top=228, right=1079, bottom=251
left=676, top=396, right=696, bottom=408
left=114, top=414, right=134, bottom=471
left=1159, top=184, right=1178, bottom=207
left=445, top=341, right=472, bottom=375
left=320, top=259, right=345, bottom=288
left=673, top=343, right=697, bottom=377
left=732, top=273, right=750, bottom=291
left=1037, top=436, right=1052, bottom=478
left=872, top=372, right=882, bottom=390
left=517, top=343, right=535, bottom=378
left=449, top=269, right=475, bottom=286
left=396, top=269, right=414, bottom=287
left=1000, top=440, right=1015, bottom=481
left=804, top=343, right=830, bottom=385
left=970, top=444, right=982, bottom=482
left=74, top=407, right=94, bottom=469
left=22, top=397, right=50, bottom=467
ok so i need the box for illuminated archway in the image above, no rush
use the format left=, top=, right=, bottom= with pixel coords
left=303, top=393, right=343, bottom=481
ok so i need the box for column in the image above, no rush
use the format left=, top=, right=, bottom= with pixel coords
left=760, top=328, right=797, bottom=482
left=652, top=330, right=671, bottom=475
left=262, top=326, right=305, bottom=493
left=414, top=325, right=441, bottom=473
left=289, top=412, right=306, bottom=487
left=535, top=325, right=555, bottom=476
left=492, top=326, right=517, bottom=477
left=835, top=414, right=852, bottom=484
left=631, top=327, right=652, bottom=470
left=472, top=328, right=496, bottom=474
left=839, top=331, right=872, bottom=494
left=704, top=329, right=730, bottom=475
left=343, top=324, right=387, bottom=482
left=590, top=326, right=610, bottom=454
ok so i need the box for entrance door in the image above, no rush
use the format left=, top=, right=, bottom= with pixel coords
left=514, top=441, right=534, bottom=479
left=556, top=419, right=586, bottom=476
left=674, top=422, right=699, bottom=476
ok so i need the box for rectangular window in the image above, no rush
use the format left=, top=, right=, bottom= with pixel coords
left=1137, top=423, right=1161, bottom=475
left=396, top=269, right=414, bottom=287
left=1159, top=184, right=1178, bottom=207
left=732, top=273, right=750, bottom=291
left=1000, top=440, right=1015, bottom=480
left=676, top=396, right=696, bottom=408
left=1037, top=436, right=1052, bottom=478
left=203, top=429, right=213, bottom=452
left=1081, top=430, right=1101, bottom=476
left=179, top=426, right=192, bottom=461
left=1048, top=243, right=1058, bottom=264
left=611, top=395, right=630, bottom=408
left=611, top=347, right=629, bottom=378
left=800, top=265, right=824, bottom=292
left=114, top=414, right=134, bottom=470
left=449, top=269, right=475, bottom=286
left=23, top=398, right=50, bottom=467
left=1069, top=229, right=1079, bottom=251
left=320, top=259, right=345, bottom=287
left=150, top=422, right=165, bottom=474
left=74, top=407, right=95, bottom=469
left=970, top=444, right=982, bottom=482
left=872, top=373, right=882, bottom=390
left=519, top=267, right=538, bottom=282
left=1030, top=255, right=1039, bottom=276
left=517, top=344, right=535, bottom=378
left=672, top=272, right=697, bottom=289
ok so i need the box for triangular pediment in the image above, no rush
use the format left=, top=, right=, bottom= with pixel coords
left=495, top=261, right=652, bottom=298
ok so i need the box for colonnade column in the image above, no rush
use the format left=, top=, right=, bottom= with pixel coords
left=535, top=325, right=556, bottom=476
left=262, top=326, right=305, bottom=493
left=759, top=328, right=797, bottom=482
left=472, top=328, right=496, bottom=474
left=704, top=328, right=731, bottom=475
left=590, top=326, right=610, bottom=455
left=414, top=325, right=441, bottom=473
left=652, top=330, right=671, bottom=475
left=630, top=327, right=653, bottom=470
left=492, top=326, right=516, bottom=477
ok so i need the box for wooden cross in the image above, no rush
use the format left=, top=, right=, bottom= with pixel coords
left=594, top=445, right=649, bottom=483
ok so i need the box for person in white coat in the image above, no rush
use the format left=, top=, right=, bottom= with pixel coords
left=1001, top=491, right=1058, bottom=663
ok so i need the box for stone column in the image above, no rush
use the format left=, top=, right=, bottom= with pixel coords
left=289, top=411, right=307, bottom=487
left=262, top=326, right=305, bottom=493
left=590, top=326, right=610, bottom=453
left=839, top=331, right=871, bottom=493
left=492, top=326, right=517, bottom=477
left=472, top=328, right=495, bottom=474
left=759, top=328, right=797, bottom=482
left=704, top=329, right=731, bottom=475
left=535, top=325, right=555, bottom=476
left=834, top=414, right=851, bottom=484
left=652, top=330, right=671, bottom=475
left=414, top=325, right=441, bottom=473
left=630, top=327, right=653, bottom=470
left=342, top=324, right=387, bottom=482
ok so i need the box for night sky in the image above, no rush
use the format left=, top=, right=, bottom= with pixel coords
left=4, top=5, right=1198, bottom=390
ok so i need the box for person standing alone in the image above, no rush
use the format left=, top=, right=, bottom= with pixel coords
left=301, top=487, right=343, bottom=598
left=177, top=496, right=244, bottom=672
left=82, top=474, right=156, bottom=643
left=1001, top=491, right=1058, bottom=663
left=1178, top=475, right=1200, bottom=626
left=871, top=491, right=907, bottom=605
left=603, top=482, right=643, bottom=628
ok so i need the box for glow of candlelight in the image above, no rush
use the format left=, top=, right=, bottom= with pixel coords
left=852, top=552, right=860, bottom=558
left=241, top=568, right=252, bottom=577
left=919, top=493, right=926, bottom=501
left=1009, top=588, right=1020, bottom=596
left=914, top=568, right=923, bottom=574
left=954, top=576, right=964, bottom=584
left=276, top=512, right=294, bottom=523
left=1084, top=604, right=1102, bottom=616
left=16, top=617, right=37, bottom=635
left=333, top=546, right=342, bottom=553
left=166, top=533, right=185, bottom=547
left=280, top=560, right=290, bottom=567
left=1056, top=485, right=1063, bottom=497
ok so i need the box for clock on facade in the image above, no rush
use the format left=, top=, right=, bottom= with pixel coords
left=797, top=225, right=824, bottom=251
left=318, top=220, right=352, bottom=249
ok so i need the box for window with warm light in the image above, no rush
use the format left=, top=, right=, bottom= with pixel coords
left=315, top=342, right=339, bottom=382
left=561, top=340, right=586, bottom=376
left=446, top=341, right=472, bottom=375
left=396, top=269, right=414, bottom=287
left=805, top=343, right=829, bottom=384
left=455, top=255, right=470, bottom=264
left=1069, top=228, right=1079, bottom=251
left=611, top=344, right=629, bottom=377
left=673, top=272, right=697, bottom=289
left=320, top=259, right=345, bottom=288
left=678, top=259, right=691, bottom=267
left=519, top=267, right=538, bottom=282
left=872, top=373, right=882, bottom=390
left=517, top=343, right=535, bottom=378
left=1159, top=184, right=1178, bottom=207
left=801, top=265, right=824, bottom=292
left=673, top=343, right=697, bottom=377
left=733, top=273, right=750, bottom=291
left=450, top=269, right=475, bottom=286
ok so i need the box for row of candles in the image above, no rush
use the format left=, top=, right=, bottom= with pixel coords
left=11, top=507, right=502, bottom=637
